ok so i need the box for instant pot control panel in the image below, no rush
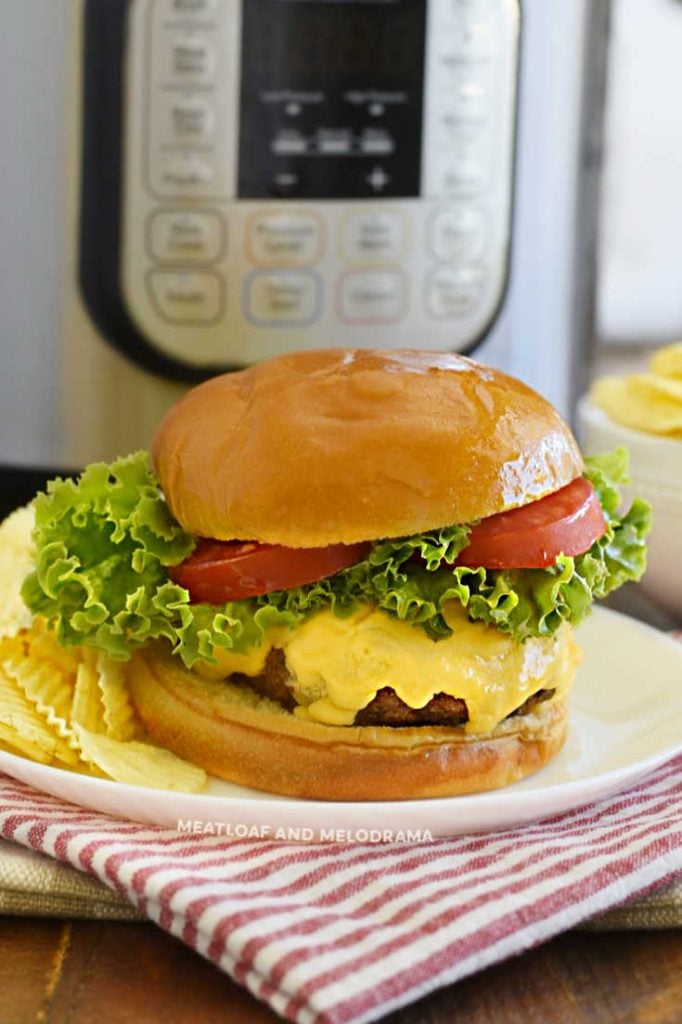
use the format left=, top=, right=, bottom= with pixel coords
left=115, top=0, right=519, bottom=371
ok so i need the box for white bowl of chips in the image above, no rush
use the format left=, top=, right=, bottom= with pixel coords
left=578, top=344, right=682, bottom=621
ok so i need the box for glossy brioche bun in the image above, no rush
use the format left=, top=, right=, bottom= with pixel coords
left=152, top=348, right=583, bottom=547
left=128, top=644, right=569, bottom=801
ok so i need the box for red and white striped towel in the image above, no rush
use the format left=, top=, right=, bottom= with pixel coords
left=0, top=756, right=680, bottom=1024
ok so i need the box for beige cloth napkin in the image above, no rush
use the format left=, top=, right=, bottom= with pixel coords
left=0, top=840, right=142, bottom=920
left=0, top=839, right=678, bottom=929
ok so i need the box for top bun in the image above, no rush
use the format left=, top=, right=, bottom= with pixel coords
left=152, top=349, right=583, bottom=547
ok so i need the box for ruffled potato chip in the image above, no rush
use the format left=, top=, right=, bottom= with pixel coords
left=72, top=725, right=207, bottom=792
left=0, top=638, right=206, bottom=789
left=0, top=663, right=74, bottom=764
left=2, top=645, right=74, bottom=742
left=71, top=650, right=105, bottom=734
left=0, top=507, right=35, bottom=639
left=29, top=626, right=81, bottom=677
left=96, top=653, right=139, bottom=742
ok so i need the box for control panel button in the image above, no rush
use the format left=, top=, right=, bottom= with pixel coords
left=149, top=210, right=224, bottom=263
left=358, top=129, right=395, bottom=156
left=446, top=0, right=496, bottom=12
left=365, top=166, right=391, bottom=193
left=156, top=154, right=215, bottom=193
left=247, top=213, right=322, bottom=266
left=437, top=0, right=497, bottom=25
left=339, top=271, right=407, bottom=324
left=317, top=130, right=352, bottom=155
left=246, top=271, right=321, bottom=325
left=157, top=0, right=219, bottom=19
left=437, top=16, right=498, bottom=63
left=438, top=105, right=489, bottom=150
left=458, top=18, right=498, bottom=58
left=425, top=266, right=484, bottom=319
left=433, top=131, right=491, bottom=194
left=148, top=270, right=223, bottom=323
left=272, top=132, right=308, bottom=156
left=437, top=67, right=493, bottom=122
left=162, top=32, right=217, bottom=83
left=342, top=211, right=408, bottom=264
left=162, top=96, right=216, bottom=143
left=429, top=206, right=486, bottom=261
left=271, top=171, right=301, bottom=195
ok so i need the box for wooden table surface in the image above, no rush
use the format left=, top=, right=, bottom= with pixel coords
left=0, top=917, right=679, bottom=1024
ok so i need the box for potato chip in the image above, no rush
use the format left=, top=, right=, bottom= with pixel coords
left=0, top=634, right=28, bottom=663
left=0, top=630, right=207, bottom=787
left=95, top=653, right=139, bottom=741
left=72, top=725, right=207, bottom=792
left=0, top=506, right=35, bottom=639
left=2, top=649, right=74, bottom=743
left=28, top=628, right=81, bottom=677
left=0, top=726, right=54, bottom=765
left=71, top=650, right=105, bottom=734
left=0, top=664, right=66, bottom=763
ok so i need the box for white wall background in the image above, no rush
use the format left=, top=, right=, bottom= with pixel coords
left=598, top=0, right=682, bottom=346
left=0, top=0, right=69, bottom=465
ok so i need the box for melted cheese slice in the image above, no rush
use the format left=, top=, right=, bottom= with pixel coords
left=195, top=635, right=277, bottom=680
left=197, top=604, right=581, bottom=735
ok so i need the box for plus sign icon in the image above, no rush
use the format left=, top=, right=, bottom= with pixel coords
left=366, top=166, right=391, bottom=193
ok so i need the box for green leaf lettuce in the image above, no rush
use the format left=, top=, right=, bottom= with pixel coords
left=21, top=448, right=651, bottom=666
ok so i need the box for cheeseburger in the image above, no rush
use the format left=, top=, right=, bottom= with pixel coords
left=22, top=350, right=650, bottom=800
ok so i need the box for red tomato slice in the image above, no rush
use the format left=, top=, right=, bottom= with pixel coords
left=455, top=477, right=607, bottom=570
left=169, top=539, right=372, bottom=603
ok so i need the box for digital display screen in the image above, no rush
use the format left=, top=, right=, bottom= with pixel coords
left=255, top=1, right=416, bottom=80
left=238, top=0, right=427, bottom=199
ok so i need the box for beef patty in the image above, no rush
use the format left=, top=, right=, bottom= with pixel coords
left=231, top=648, right=555, bottom=727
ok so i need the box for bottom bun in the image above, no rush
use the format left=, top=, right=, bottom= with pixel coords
left=128, top=644, right=570, bottom=801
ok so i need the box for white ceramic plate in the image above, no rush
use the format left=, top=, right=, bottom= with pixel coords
left=0, top=607, right=680, bottom=841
